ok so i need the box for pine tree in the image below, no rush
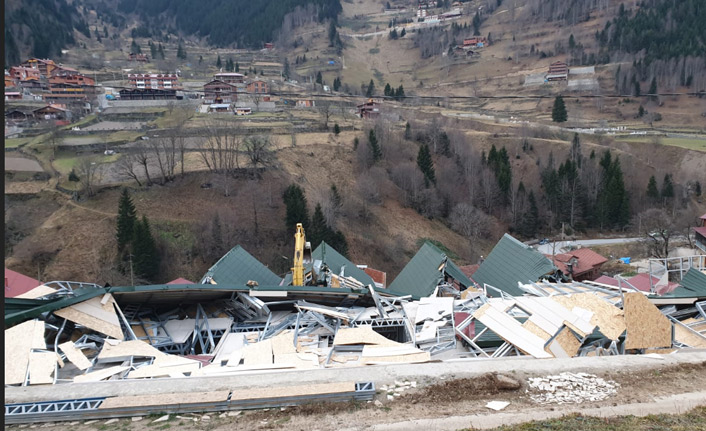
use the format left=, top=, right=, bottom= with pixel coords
left=404, top=122, right=412, bottom=140
left=366, top=79, right=375, bottom=97
left=149, top=41, right=157, bottom=59
left=283, top=58, right=290, bottom=78
left=177, top=43, right=186, bottom=59
left=634, top=80, right=641, bottom=97
left=384, top=83, right=392, bottom=97
left=216, top=55, right=222, bottom=69
left=522, top=191, right=539, bottom=237
left=132, top=216, right=159, bottom=281
left=316, top=71, right=323, bottom=84
left=661, top=173, right=674, bottom=204
left=648, top=77, right=657, bottom=101
left=417, top=143, right=436, bottom=186
left=158, top=44, right=165, bottom=59
left=646, top=175, right=659, bottom=203
left=552, top=96, right=568, bottom=122
left=309, top=203, right=327, bottom=248
left=400, top=28, right=406, bottom=37
left=235, top=62, right=240, bottom=72
left=283, top=184, right=310, bottom=234
left=116, top=189, right=138, bottom=253
left=334, top=123, right=341, bottom=135
left=368, top=129, right=382, bottom=162
left=330, top=184, right=342, bottom=212
left=395, top=85, right=405, bottom=100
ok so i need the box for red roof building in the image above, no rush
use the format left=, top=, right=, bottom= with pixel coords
left=167, top=277, right=195, bottom=284
left=128, top=73, right=180, bottom=90
left=5, top=268, right=40, bottom=297
left=246, top=79, right=268, bottom=94
left=363, top=267, right=387, bottom=288
left=545, top=248, right=608, bottom=281
left=591, top=273, right=679, bottom=295
left=356, top=99, right=382, bottom=119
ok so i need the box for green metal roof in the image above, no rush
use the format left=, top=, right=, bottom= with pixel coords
left=472, top=234, right=557, bottom=297
left=201, top=245, right=282, bottom=286
left=4, top=287, right=109, bottom=327
left=308, top=242, right=375, bottom=287
left=387, top=241, right=473, bottom=300
left=660, top=268, right=706, bottom=299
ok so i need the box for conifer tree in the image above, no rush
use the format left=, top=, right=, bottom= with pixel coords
left=366, top=79, right=375, bottom=97
left=395, top=85, right=405, bottom=100
left=132, top=216, right=159, bottom=281
left=177, top=43, right=186, bottom=59
left=158, top=44, right=165, bottom=59
left=661, top=173, right=674, bottom=205
left=522, top=191, right=539, bottom=237
left=368, top=129, right=382, bottom=162
left=417, top=143, right=436, bottom=186
left=116, top=189, right=137, bottom=253
left=646, top=175, right=659, bottom=203
left=309, top=203, right=327, bottom=248
left=648, top=77, right=658, bottom=101
left=334, top=123, right=341, bottom=135
left=404, top=122, right=412, bottom=140
left=216, top=55, right=222, bottom=69
left=316, top=71, right=323, bottom=84
left=552, top=96, right=568, bottom=122
left=283, top=184, right=310, bottom=234
left=384, top=83, right=392, bottom=97
left=235, top=62, right=240, bottom=72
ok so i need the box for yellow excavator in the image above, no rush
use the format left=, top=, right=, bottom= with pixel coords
left=291, top=223, right=312, bottom=286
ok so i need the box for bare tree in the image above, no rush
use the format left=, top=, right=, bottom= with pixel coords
left=450, top=202, right=493, bottom=259
left=198, top=120, right=241, bottom=173
left=318, top=103, right=332, bottom=130
left=116, top=152, right=143, bottom=186
left=76, top=158, right=100, bottom=197
left=633, top=208, right=677, bottom=259
left=134, top=144, right=153, bottom=186
left=243, top=135, right=275, bottom=169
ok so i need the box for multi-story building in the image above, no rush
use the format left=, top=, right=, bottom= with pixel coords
left=246, top=79, right=268, bottom=94
left=127, top=73, right=181, bottom=90
left=203, top=80, right=238, bottom=104
left=214, top=72, right=245, bottom=84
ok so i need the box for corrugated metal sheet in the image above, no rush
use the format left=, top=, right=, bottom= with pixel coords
left=201, top=246, right=282, bottom=286
left=310, top=242, right=375, bottom=287
left=472, top=234, right=557, bottom=297
left=387, top=241, right=472, bottom=299
left=662, top=268, right=706, bottom=298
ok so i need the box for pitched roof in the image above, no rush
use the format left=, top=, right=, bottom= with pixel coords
left=659, top=268, right=706, bottom=299
left=700, top=213, right=706, bottom=220
left=167, top=277, right=194, bottom=285
left=625, top=273, right=679, bottom=295
left=5, top=268, right=40, bottom=298
left=472, top=234, right=557, bottom=297
left=309, top=242, right=375, bottom=288
left=593, top=275, right=619, bottom=287
left=545, top=248, right=607, bottom=277
left=694, top=226, right=706, bottom=237
left=201, top=245, right=281, bottom=286
left=387, top=241, right=473, bottom=299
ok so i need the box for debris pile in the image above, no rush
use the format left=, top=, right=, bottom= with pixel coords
left=527, top=372, right=620, bottom=404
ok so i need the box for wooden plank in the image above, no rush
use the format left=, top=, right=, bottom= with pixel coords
left=97, top=340, right=166, bottom=361
left=54, top=295, right=124, bottom=340
left=5, top=320, right=41, bottom=385
left=242, top=339, right=273, bottom=366
left=271, top=330, right=297, bottom=355
left=74, top=366, right=129, bottom=383
left=549, top=327, right=582, bottom=358
left=59, top=341, right=92, bottom=370
left=551, top=293, right=626, bottom=341
left=15, top=285, right=57, bottom=299
left=473, top=304, right=553, bottom=359
left=28, top=351, right=58, bottom=385
left=674, top=323, right=706, bottom=348
left=522, top=320, right=552, bottom=342
left=230, top=382, right=356, bottom=401
left=624, top=292, right=672, bottom=350
left=518, top=297, right=595, bottom=337
left=100, top=391, right=230, bottom=409
left=333, top=327, right=402, bottom=347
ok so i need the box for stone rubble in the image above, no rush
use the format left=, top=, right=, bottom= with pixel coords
left=526, top=372, right=619, bottom=404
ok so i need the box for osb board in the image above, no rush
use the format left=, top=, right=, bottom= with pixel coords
left=362, top=351, right=431, bottom=364
left=522, top=320, right=552, bottom=342
left=645, top=348, right=677, bottom=354
left=473, top=304, right=553, bottom=359
left=552, top=293, right=626, bottom=341
left=98, top=340, right=167, bottom=360
left=274, top=353, right=318, bottom=369
left=54, top=295, right=124, bottom=340
left=230, top=382, right=356, bottom=401
left=271, top=330, right=297, bottom=355
left=99, top=391, right=230, bottom=409
left=28, top=351, right=58, bottom=385
left=549, top=327, right=582, bottom=358
left=15, top=285, right=57, bottom=299
left=127, top=362, right=201, bottom=379
left=674, top=324, right=706, bottom=348
left=333, top=327, right=403, bottom=347
left=242, top=339, right=273, bottom=366
left=59, top=341, right=92, bottom=370
left=624, top=292, right=672, bottom=350
left=74, top=366, right=129, bottom=383
left=5, top=320, right=44, bottom=385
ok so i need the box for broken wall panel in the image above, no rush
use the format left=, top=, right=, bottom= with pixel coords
left=624, top=292, right=672, bottom=350
left=58, top=341, right=93, bottom=370
left=54, top=294, right=124, bottom=340
left=551, top=293, right=626, bottom=341
left=5, top=320, right=46, bottom=385
left=473, top=304, right=553, bottom=359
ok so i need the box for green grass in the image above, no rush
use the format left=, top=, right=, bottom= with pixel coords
left=52, top=151, right=121, bottom=175
left=4, top=137, right=32, bottom=148
left=153, top=220, right=196, bottom=249
left=62, top=114, right=97, bottom=130
left=617, top=135, right=706, bottom=152
left=482, top=407, right=706, bottom=430
left=415, top=238, right=460, bottom=260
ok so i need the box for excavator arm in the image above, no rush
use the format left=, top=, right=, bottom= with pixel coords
left=292, top=223, right=311, bottom=286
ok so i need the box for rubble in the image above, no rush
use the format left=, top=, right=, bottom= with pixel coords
left=527, top=372, right=620, bottom=404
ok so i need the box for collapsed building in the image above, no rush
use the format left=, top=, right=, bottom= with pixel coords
left=4, top=232, right=706, bottom=424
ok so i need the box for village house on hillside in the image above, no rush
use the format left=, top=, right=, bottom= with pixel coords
left=203, top=80, right=238, bottom=104
left=214, top=72, right=245, bottom=84
left=544, top=248, right=608, bottom=282
left=246, top=79, right=268, bottom=94
left=128, top=73, right=181, bottom=90
left=128, top=53, right=149, bottom=62
left=356, top=99, right=382, bottom=119
left=546, top=61, right=569, bottom=81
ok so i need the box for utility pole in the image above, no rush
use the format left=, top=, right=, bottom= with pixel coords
left=129, top=253, right=135, bottom=286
